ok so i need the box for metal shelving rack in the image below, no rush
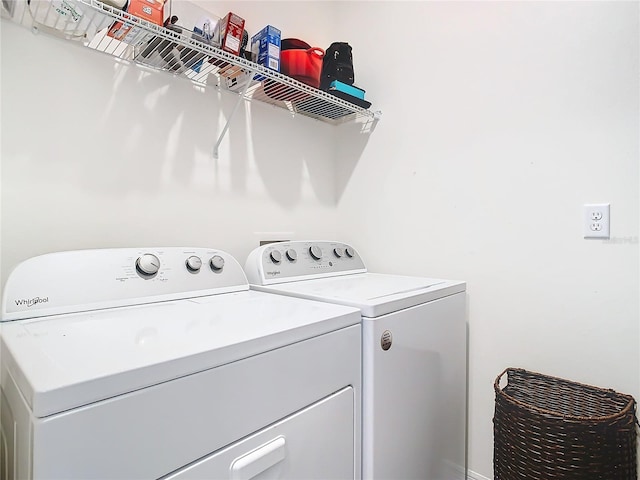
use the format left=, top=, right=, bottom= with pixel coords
left=3, top=0, right=381, bottom=157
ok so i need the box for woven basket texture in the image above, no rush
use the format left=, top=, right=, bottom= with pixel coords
left=493, top=368, right=638, bottom=480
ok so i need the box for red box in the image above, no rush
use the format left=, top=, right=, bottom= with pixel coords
left=108, top=0, right=166, bottom=43
left=216, top=12, right=245, bottom=55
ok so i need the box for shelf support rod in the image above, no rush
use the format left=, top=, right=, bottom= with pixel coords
left=213, top=68, right=258, bottom=159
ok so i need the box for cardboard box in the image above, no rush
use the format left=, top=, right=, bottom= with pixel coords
left=251, top=25, right=281, bottom=81
left=223, top=70, right=253, bottom=92
left=215, top=12, right=245, bottom=55
left=107, top=0, right=165, bottom=43
left=207, top=12, right=245, bottom=75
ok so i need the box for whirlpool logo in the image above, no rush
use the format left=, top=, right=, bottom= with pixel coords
left=266, top=270, right=281, bottom=277
left=14, top=296, right=49, bottom=308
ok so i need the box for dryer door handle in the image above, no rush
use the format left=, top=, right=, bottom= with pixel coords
left=230, top=436, right=286, bottom=480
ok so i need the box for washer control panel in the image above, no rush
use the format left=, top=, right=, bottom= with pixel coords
left=2, top=247, right=249, bottom=321
left=245, top=241, right=367, bottom=285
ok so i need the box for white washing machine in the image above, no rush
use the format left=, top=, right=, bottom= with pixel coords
left=245, top=241, right=467, bottom=480
left=0, top=247, right=362, bottom=480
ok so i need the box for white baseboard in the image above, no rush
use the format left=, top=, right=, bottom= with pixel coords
left=467, top=470, right=492, bottom=480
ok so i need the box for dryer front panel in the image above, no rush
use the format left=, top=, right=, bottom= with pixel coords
left=165, top=387, right=355, bottom=480
left=25, top=325, right=361, bottom=479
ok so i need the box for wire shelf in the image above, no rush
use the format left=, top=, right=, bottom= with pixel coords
left=4, top=0, right=381, bottom=127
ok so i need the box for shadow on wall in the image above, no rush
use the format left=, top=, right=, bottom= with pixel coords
left=246, top=110, right=337, bottom=207
left=335, top=118, right=377, bottom=201
left=242, top=91, right=376, bottom=207
left=85, top=62, right=228, bottom=194
left=84, top=60, right=374, bottom=207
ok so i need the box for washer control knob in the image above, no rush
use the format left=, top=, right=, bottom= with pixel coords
left=209, top=255, right=225, bottom=271
left=269, top=250, right=282, bottom=264
left=345, top=247, right=355, bottom=258
left=309, top=245, right=322, bottom=260
left=185, top=256, right=202, bottom=272
left=286, top=249, right=297, bottom=261
left=136, top=253, right=160, bottom=276
left=333, top=248, right=344, bottom=258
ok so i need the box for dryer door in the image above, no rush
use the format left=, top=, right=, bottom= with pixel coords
left=165, top=386, right=355, bottom=480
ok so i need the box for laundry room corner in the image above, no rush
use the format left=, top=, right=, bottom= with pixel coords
left=331, top=2, right=640, bottom=478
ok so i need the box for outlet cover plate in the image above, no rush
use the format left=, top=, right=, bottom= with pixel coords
left=584, top=203, right=610, bottom=239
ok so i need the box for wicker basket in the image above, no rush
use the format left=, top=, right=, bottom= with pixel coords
left=493, top=368, right=638, bottom=480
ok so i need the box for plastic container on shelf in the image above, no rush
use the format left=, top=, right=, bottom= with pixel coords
left=9, top=0, right=116, bottom=40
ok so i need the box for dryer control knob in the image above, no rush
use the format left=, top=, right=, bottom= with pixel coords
left=185, top=256, right=202, bottom=272
left=309, top=245, right=322, bottom=260
left=286, top=249, right=297, bottom=261
left=136, top=253, right=160, bottom=276
left=333, top=248, right=344, bottom=258
left=345, top=247, right=355, bottom=258
left=270, top=250, right=282, bottom=264
left=210, top=255, right=225, bottom=271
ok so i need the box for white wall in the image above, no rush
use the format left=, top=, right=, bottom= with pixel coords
left=333, top=2, right=639, bottom=478
left=1, top=2, right=639, bottom=479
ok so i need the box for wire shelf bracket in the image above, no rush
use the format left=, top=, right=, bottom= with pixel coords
left=213, top=67, right=258, bottom=159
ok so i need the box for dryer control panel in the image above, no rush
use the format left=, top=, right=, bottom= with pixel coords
left=245, top=241, right=367, bottom=285
left=2, top=247, right=249, bottom=321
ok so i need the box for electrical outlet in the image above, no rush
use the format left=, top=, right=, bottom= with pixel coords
left=583, top=203, right=610, bottom=239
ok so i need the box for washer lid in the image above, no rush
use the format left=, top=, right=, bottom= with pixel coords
left=254, top=273, right=466, bottom=317
left=1, top=290, right=360, bottom=417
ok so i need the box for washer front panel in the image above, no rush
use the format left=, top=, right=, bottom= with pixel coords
left=361, top=294, right=466, bottom=479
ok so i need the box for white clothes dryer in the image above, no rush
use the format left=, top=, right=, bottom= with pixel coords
left=1, top=247, right=362, bottom=480
left=245, top=241, right=467, bottom=480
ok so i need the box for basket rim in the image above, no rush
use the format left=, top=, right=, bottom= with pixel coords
left=494, top=367, right=637, bottom=422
